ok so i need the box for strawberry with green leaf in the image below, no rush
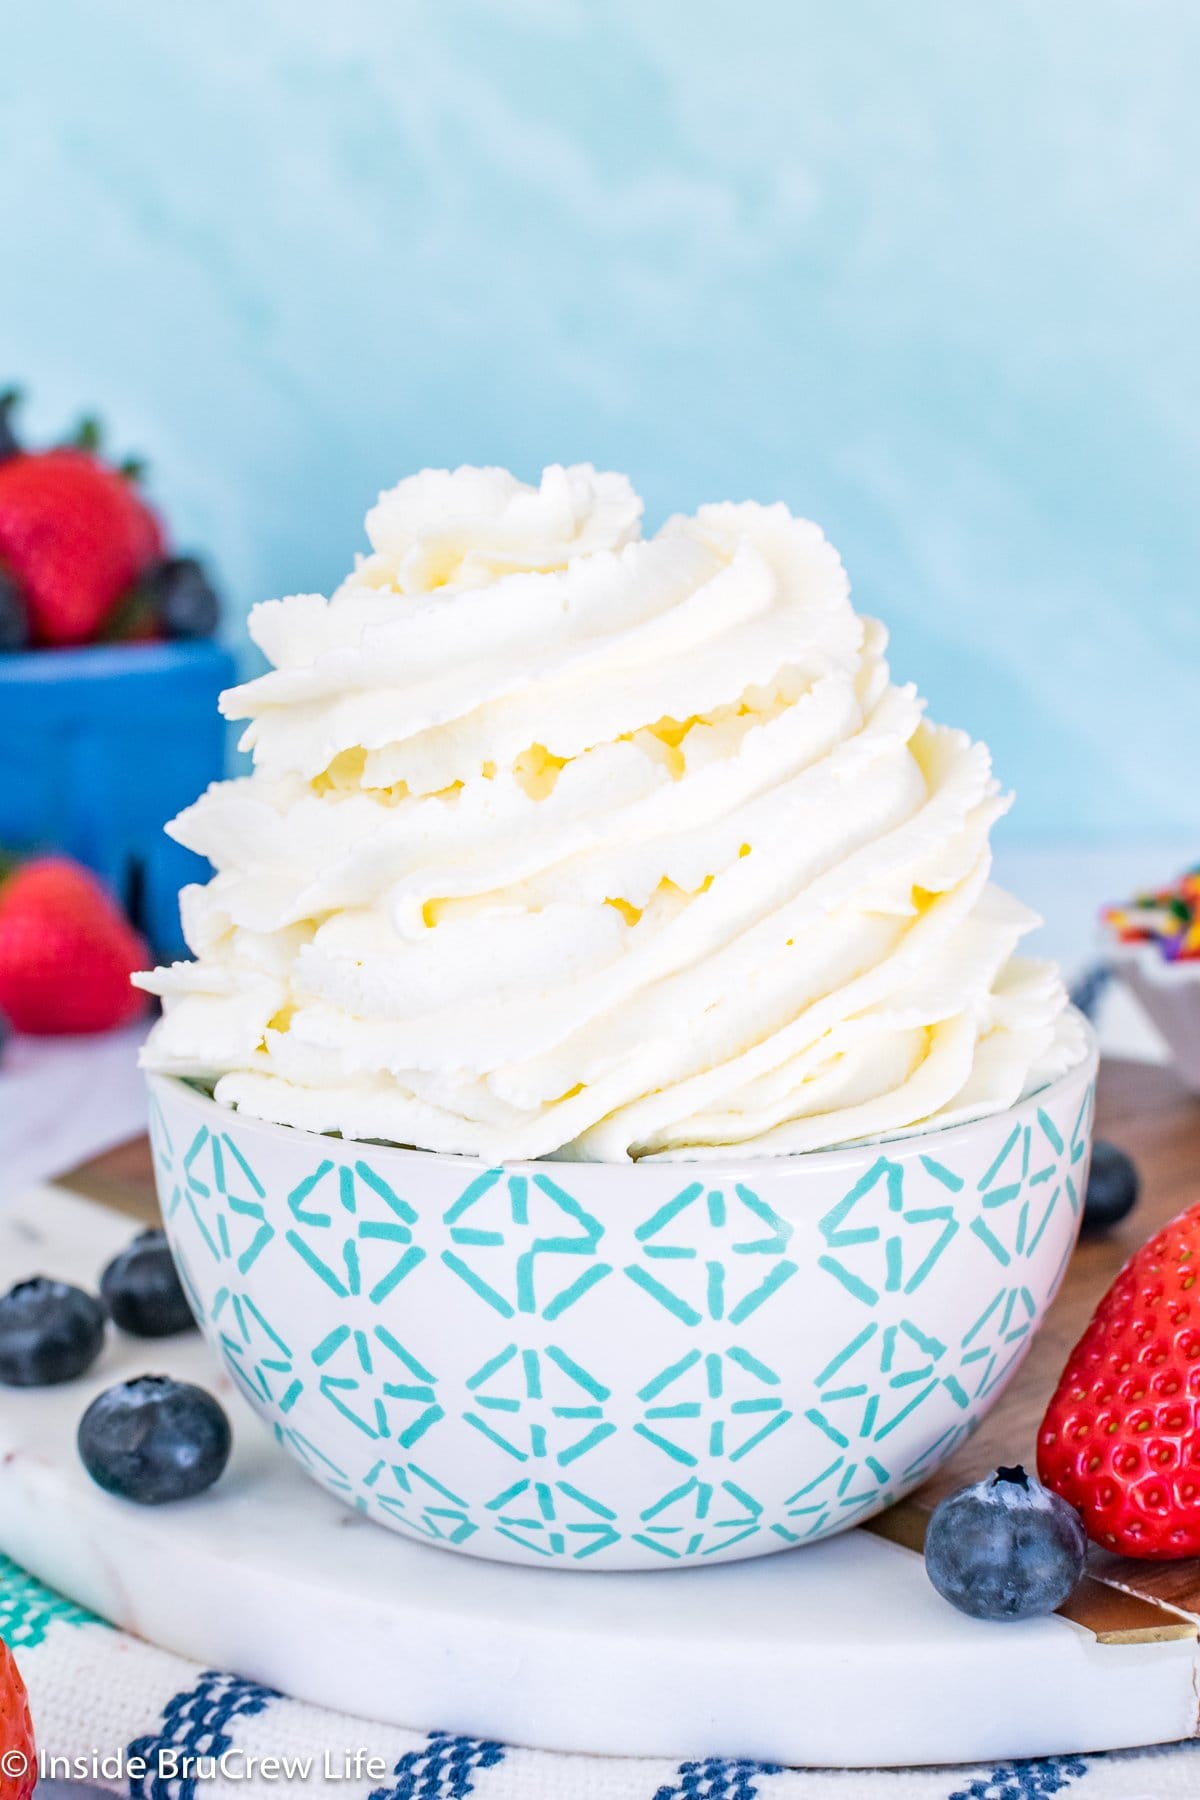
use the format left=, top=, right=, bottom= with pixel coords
left=0, top=392, right=220, bottom=648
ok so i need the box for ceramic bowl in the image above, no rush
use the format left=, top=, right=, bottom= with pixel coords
left=1112, top=944, right=1200, bottom=1094
left=148, top=1026, right=1097, bottom=1572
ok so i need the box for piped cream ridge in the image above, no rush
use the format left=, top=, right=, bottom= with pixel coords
left=137, top=463, right=1083, bottom=1161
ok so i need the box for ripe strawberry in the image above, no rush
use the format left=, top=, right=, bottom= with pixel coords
left=0, top=447, right=164, bottom=646
left=1038, top=1203, right=1200, bottom=1558
left=0, top=1635, right=35, bottom=1800
left=0, top=858, right=149, bottom=1035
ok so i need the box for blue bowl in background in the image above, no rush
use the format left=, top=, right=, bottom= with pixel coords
left=0, top=641, right=235, bottom=960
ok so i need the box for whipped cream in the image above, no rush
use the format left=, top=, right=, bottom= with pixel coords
left=138, top=464, right=1084, bottom=1162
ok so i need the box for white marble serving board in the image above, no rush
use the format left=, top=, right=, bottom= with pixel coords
left=1, top=1185, right=1198, bottom=1768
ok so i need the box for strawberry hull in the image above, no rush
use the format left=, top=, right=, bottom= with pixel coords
left=0, top=640, right=235, bottom=960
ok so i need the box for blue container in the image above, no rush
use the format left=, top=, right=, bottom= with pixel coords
left=0, top=641, right=236, bottom=959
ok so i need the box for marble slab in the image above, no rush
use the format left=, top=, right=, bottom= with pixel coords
left=1, top=1185, right=1197, bottom=1768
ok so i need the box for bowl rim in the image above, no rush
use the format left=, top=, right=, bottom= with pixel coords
left=0, top=639, right=234, bottom=686
left=147, top=1012, right=1098, bottom=1181
left=1111, top=938, right=1200, bottom=988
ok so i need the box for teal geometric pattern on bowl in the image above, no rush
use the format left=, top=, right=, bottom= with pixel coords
left=148, top=1031, right=1097, bottom=1572
left=442, top=1168, right=612, bottom=1320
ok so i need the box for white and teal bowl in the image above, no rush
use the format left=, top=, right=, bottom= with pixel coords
left=147, top=1028, right=1096, bottom=1572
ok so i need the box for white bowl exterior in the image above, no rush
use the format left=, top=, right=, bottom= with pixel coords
left=1115, top=948, right=1200, bottom=1093
left=148, top=1044, right=1097, bottom=1572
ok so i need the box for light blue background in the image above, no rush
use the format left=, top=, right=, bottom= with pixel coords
left=2, top=0, right=1197, bottom=842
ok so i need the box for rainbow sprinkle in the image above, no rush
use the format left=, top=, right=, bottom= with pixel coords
left=1103, top=867, right=1200, bottom=962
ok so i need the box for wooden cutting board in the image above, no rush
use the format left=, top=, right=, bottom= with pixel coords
left=4, top=1053, right=1188, bottom=1765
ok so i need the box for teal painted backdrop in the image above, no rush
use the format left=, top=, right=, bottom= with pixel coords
left=2, top=1, right=1197, bottom=841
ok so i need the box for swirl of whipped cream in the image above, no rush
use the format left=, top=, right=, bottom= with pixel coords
left=138, top=463, right=1083, bottom=1162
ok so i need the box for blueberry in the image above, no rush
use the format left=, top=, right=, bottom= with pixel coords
left=925, top=1464, right=1086, bottom=1621
left=78, top=1376, right=231, bottom=1504
left=141, top=555, right=220, bottom=640
left=0, top=1277, right=106, bottom=1386
left=1082, top=1140, right=1140, bottom=1232
left=100, top=1229, right=196, bottom=1338
left=0, top=568, right=29, bottom=651
left=0, top=388, right=21, bottom=462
